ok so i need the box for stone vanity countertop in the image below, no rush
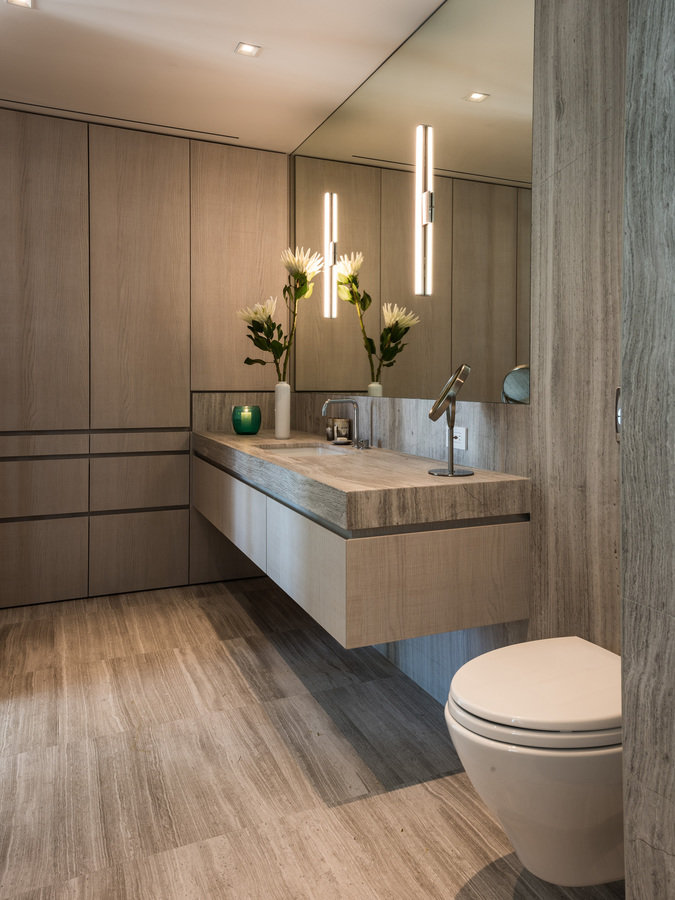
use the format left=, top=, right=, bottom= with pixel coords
left=192, top=430, right=530, bottom=533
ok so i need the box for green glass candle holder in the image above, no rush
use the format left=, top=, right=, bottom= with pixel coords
left=232, top=405, right=261, bottom=435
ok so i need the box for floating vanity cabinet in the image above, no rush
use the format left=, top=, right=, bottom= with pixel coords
left=191, top=142, right=288, bottom=391
left=89, top=125, right=190, bottom=429
left=266, top=498, right=529, bottom=647
left=0, top=110, right=89, bottom=431
left=192, top=456, right=267, bottom=571
left=192, top=432, right=531, bottom=649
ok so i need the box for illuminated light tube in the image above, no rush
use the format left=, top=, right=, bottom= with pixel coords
left=323, top=191, right=338, bottom=318
left=414, top=124, right=434, bottom=296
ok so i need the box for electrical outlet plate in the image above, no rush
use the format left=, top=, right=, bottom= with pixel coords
left=453, top=426, right=467, bottom=450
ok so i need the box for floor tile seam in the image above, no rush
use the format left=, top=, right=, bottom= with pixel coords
left=39, top=635, right=251, bottom=671
left=0, top=701, right=272, bottom=762
left=0, top=807, right=363, bottom=900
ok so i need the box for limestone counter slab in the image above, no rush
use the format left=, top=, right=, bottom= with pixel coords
left=192, top=430, right=530, bottom=534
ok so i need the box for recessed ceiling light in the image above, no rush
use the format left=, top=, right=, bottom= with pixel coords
left=6, top=0, right=34, bottom=6
left=465, top=92, right=490, bottom=103
left=235, top=42, right=262, bottom=58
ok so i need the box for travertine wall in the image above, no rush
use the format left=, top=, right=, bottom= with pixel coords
left=622, top=0, right=675, bottom=894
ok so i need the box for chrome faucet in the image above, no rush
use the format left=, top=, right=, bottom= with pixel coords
left=321, top=398, right=369, bottom=448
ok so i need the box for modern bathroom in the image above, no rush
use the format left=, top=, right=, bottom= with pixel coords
left=0, top=0, right=672, bottom=898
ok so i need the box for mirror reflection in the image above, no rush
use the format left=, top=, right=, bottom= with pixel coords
left=292, top=0, right=534, bottom=403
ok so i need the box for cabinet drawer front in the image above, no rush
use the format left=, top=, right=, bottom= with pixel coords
left=90, top=431, right=190, bottom=454
left=0, top=458, right=89, bottom=519
left=265, top=497, right=347, bottom=645
left=192, top=457, right=266, bottom=571
left=89, top=509, right=188, bottom=597
left=0, top=433, right=89, bottom=459
left=345, top=522, right=531, bottom=647
left=0, top=518, right=88, bottom=607
left=90, top=455, right=189, bottom=511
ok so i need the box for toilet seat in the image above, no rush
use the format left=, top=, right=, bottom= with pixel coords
left=448, top=636, right=622, bottom=750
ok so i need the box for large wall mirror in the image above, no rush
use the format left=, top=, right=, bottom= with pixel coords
left=292, top=0, right=534, bottom=403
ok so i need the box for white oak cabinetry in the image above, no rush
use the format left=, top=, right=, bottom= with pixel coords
left=89, top=126, right=190, bottom=428
left=0, top=110, right=89, bottom=431
left=0, top=108, right=286, bottom=607
left=87, top=125, right=191, bottom=594
left=191, top=142, right=288, bottom=391
left=0, top=112, right=90, bottom=606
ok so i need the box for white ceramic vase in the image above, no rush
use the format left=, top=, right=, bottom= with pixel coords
left=367, top=382, right=383, bottom=397
left=274, top=381, right=291, bottom=439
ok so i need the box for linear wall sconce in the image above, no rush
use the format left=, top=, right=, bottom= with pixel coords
left=323, top=191, right=338, bottom=318
left=414, top=124, right=434, bottom=296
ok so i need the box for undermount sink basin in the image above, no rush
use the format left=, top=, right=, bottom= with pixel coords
left=260, top=443, right=352, bottom=457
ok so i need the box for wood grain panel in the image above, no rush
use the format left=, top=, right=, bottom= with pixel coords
left=266, top=496, right=530, bottom=649
left=346, top=522, right=530, bottom=647
left=191, top=456, right=267, bottom=570
left=90, top=431, right=190, bottom=454
left=0, top=518, right=88, bottom=607
left=516, top=188, right=532, bottom=366
left=0, top=458, right=88, bottom=518
left=89, top=510, right=189, bottom=596
left=622, top=0, right=675, bottom=892
left=0, top=109, right=89, bottom=431
left=89, top=125, right=190, bottom=428
left=90, top=455, right=189, bottom=511
left=294, top=156, right=380, bottom=391
left=530, top=0, right=624, bottom=652
left=0, top=433, right=89, bottom=458
left=191, top=142, right=288, bottom=391
left=381, top=171, right=453, bottom=400
left=452, top=179, right=518, bottom=402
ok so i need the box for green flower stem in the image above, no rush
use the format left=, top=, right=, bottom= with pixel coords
left=355, top=300, right=377, bottom=383
left=282, top=283, right=299, bottom=383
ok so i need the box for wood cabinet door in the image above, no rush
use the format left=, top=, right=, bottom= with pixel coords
left=191, top=142, right=288, bottom=391
left=451, top=180, right=518, bottom=402
left=0, top=110, right=89, bottom=430
left=89, top=125, right=190, bottom=428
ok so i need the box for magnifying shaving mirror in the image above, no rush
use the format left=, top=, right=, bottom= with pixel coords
left=428, top=363, right=474, bottom=477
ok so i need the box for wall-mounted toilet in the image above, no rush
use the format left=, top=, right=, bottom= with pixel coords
left=445, top=636, right=623, bottom=887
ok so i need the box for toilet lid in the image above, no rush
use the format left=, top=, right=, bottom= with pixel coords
left=449, top=637, right=621, bottom=733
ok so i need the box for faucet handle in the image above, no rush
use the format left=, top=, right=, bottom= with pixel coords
left=355, top=438, right=370, bottom=450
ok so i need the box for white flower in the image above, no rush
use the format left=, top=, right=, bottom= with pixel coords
left=237, top=296, right=277, bottom=325
left=382, top=302, right=420, bottom=330
left=281, top=246, right=324, bottom=281
left=335, top=251, right=364, bottom=279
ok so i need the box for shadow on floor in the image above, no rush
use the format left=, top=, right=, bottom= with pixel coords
left=454, top=854, right=626, bottom=900
left=200, top=578, right=464, bottom=803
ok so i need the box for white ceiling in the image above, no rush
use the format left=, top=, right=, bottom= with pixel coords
left=0, top=0, right=443, bottom=153
left=297, top=0, right=534, bottom=184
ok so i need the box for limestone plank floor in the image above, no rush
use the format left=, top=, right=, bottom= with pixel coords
left=0, top=579, right=626, bottom=899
